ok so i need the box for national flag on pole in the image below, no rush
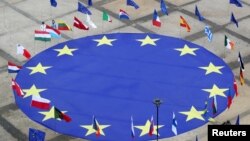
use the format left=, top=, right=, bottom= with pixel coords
left=239, top=67, right=244, bottom=85
left=56, top=20, right=72, bottom=31
left=29, top=128, right=45, bottom=141
left=11, top=78, right=24, bottom=97
left=78, top=2, right=92, bottom=15
left=88, top=0, right=92, bottom=6
left=34, top=30, right=51, bottom=42
left=235, top=115, right=240, bottom=125
left=195, top=5, right=204, bottom=21
left=74, top=17, right=89, bottom=30
left=119, top=9, right=130, bottom=20
left=224, top=35, right=235, bottom=50
left=16, top=44, right=31, bottom=59
left=127, top=0, right=139, bottom=9
left=231, top=12, right=238, bottom=27
left=152, top=9, right=161, bottom=27
left=160, top=0, right=168, bottom=15
left=50, top=0, right=57, bottom=7
left=227, top=90, right=233, bottom=109
left=230, top=0, right=243, bottom=7
left=196, top=135, right=198, bottom=141
left=238, top=52, right=245, bottom=71
left=54, top=107, right=72, bottom=122
left=103, top=11, right=112, bottom=22
left=8, top=61, right=22, bottom=73
left=204, top=26, right=213, bottom=42
left=180, top=16, right=191, bottom=32
left=149, top=116, right=154, bottom=136
left=86, top=14, right=97, bottom=29
left=31, top=95, right=51, bottom=110
left=93, top=116, right=101, bottom=137
left=212, top=96, right=217, bottom=115
left=131, top=116, right=135, bottom=138
left=45, top=25, right=61, bottom=38
left=233, top=79, right=239, bottom=96
left=172, top=112, right=178, bottom=135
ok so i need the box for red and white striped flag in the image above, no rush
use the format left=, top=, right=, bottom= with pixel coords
left=16, top=44, right=31, bottom=59
left=74, top=17, right=89, bottom=30
left=31, top=95, right=51, bottom=110
left=11, top=78, right=24, bottom=97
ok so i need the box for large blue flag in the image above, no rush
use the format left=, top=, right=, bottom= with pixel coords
left=195, top=5, right=204, bottom=21
left=50, top=0, right=57, bottom=7
left=231, top=12, right=238, bottom=27
left=78, top=2, right=92, bottom=15
left=230, top=0, right=243, bottom=7
left=29, top=128, right=45, bottom=141
left=127, top=0, right=139, bottom=9
left=160, top=0, right=168, bottom=15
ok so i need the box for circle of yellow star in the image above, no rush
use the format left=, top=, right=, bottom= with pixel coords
left=54, top=45, right=78, bottom=56
left=22, top=84, right=46, bottom=98
left=93, top=36, right=116, bottom=46
left=179, top=106, right=205, bottom=121
left=202, top=84, right=228, bottom=98
left=136, top=35, right=160, bottom=46
left=80, top=120, right=110, bottom=136
left=199, top=62, right=224, bottom=75
left=174, top=44, right=199, bottom=56
left=134, top=120, right=164, bottom=137
left=39, top=106, right=67, bottom=121
left=27, top=63, right=52, bottom=75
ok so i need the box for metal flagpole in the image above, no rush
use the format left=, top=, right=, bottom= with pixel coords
left=153, top=98, right=162, bottom=141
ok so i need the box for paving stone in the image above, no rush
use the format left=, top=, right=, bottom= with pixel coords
left=166, top=0, right=196, bottom=6
left=5, top=0, right=24, bottom=4
left=0, top=56, right=7, bottom=67
left=0, top=72, right=15, bottom=107
left=226, top=17, right=250, bottom=40
left=0, top=125, right=17, bottom=141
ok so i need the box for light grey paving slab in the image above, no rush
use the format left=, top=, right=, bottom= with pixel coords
left=5, top=0, right=24, bottom=4
left=166, top=0, right=196, bottom=6
left=138, top=11, right=205, bottom=38
left=2, top=110, right=59, bottom=140
left=183, top=0, right=250, bottom=25
left=0, top=56, right=7, bottom=67
left=103, top=0, right=160, bottom=21
left=0, top=125, right=17, bottom=141
left=0, top=72, right=15, bottom=107
left=107, top=25, right=143, bottom=34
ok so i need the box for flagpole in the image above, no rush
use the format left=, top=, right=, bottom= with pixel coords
left=153, top=98, right=162, bottom=141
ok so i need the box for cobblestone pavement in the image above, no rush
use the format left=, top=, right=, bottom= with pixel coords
left=0, top=0, right=249, bottom=141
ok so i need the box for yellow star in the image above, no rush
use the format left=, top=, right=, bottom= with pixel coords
left=93, top=36, right=116, bottom=46
left=134, top=120, right=164, bottom=137
left=202, top=84, right=228, bottom=98
left=39, top=107, right=67, bottom=121
left=54, top=45, right=78, bottom=56
left=174, top=44, right=199, bottom=56
left=27, top=63, right=52, bottom=75
left=23, top=84, right=46, bottom=98
left=80, top=120, right=110, bottom=136
left=136, top=35, right=160, bottom=46
left=179, top=106, right=205, bottom=121
left=199, top=62, right=224, bottom=75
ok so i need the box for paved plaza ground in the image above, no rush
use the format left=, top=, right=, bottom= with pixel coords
left=0, top=0, right=250, bottom=141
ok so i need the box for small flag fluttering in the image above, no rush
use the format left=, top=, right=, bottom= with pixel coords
left=54, top=107, right=72, bottom=122
left=50, top=0, right=57, bottom=7
left=86, top=14, right=97, bottom=29
left=78, top=2, right=92, bottom=15
left=204, top=26, right=213, bottom=42
left=180, top=16, right=191, bottom=32
left=31, top=95, right=51, bottom=110
left=224, top=35, right=235, bottom=50
left=239, top=67, right=244, bottom=85
left=131, top=116, right=135, bottom=138
left=127, top=0, right=139, bottom=9
left=172, top=112, right=178, bottom=135
left=11, top=78, right=24, bottom=97
left=230, top=0, right=243, bottom=7
left=149, top=116, right=154, bottom=136
left=45, top=25, right=61, bottom=38
left=195, top=5, right=204, bottom=21
left=8, top=61, right=22, bottom=73
left=152, top=9, right=161, bottom=27
left=119, top=9, right=130, bottom=20
left=93, top=116, right=101, bottom=137
left=160, top=0, right=168, bottom=15
left=16, top=44, right=31, bottom=59
left=74, top=17, right=89, bottom=30
left=29, top=128, right=45, bottom=141
left=231, top=12, right=238, bottom=27
left=227, top=90, right=233, bottom=109
left=34, top=30, right=51, bottom=42
left=233, top=79, right=239, bottom=96
left=103, top=11, right=112, bottom=22
left=235, top=115, right=240, bottom=125
left=238, top=52, right=245, bottom=71
left=56, top=20, right=72, bottom=31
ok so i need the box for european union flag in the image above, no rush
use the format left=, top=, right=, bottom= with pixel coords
left=160, top=0, right=168, bottom=15
left=127, top=0, right=139, bottom=9
left=50, top=0, right=57, bottom=7
left=78, top=2, right=92, bottom=15
left=230, top=0, right=243, bottom=7
left=29, top=128, right=45, bottom=141
left=230, top=12, right=238, bottom=27
left=195, top=5, right=204, bottom=21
